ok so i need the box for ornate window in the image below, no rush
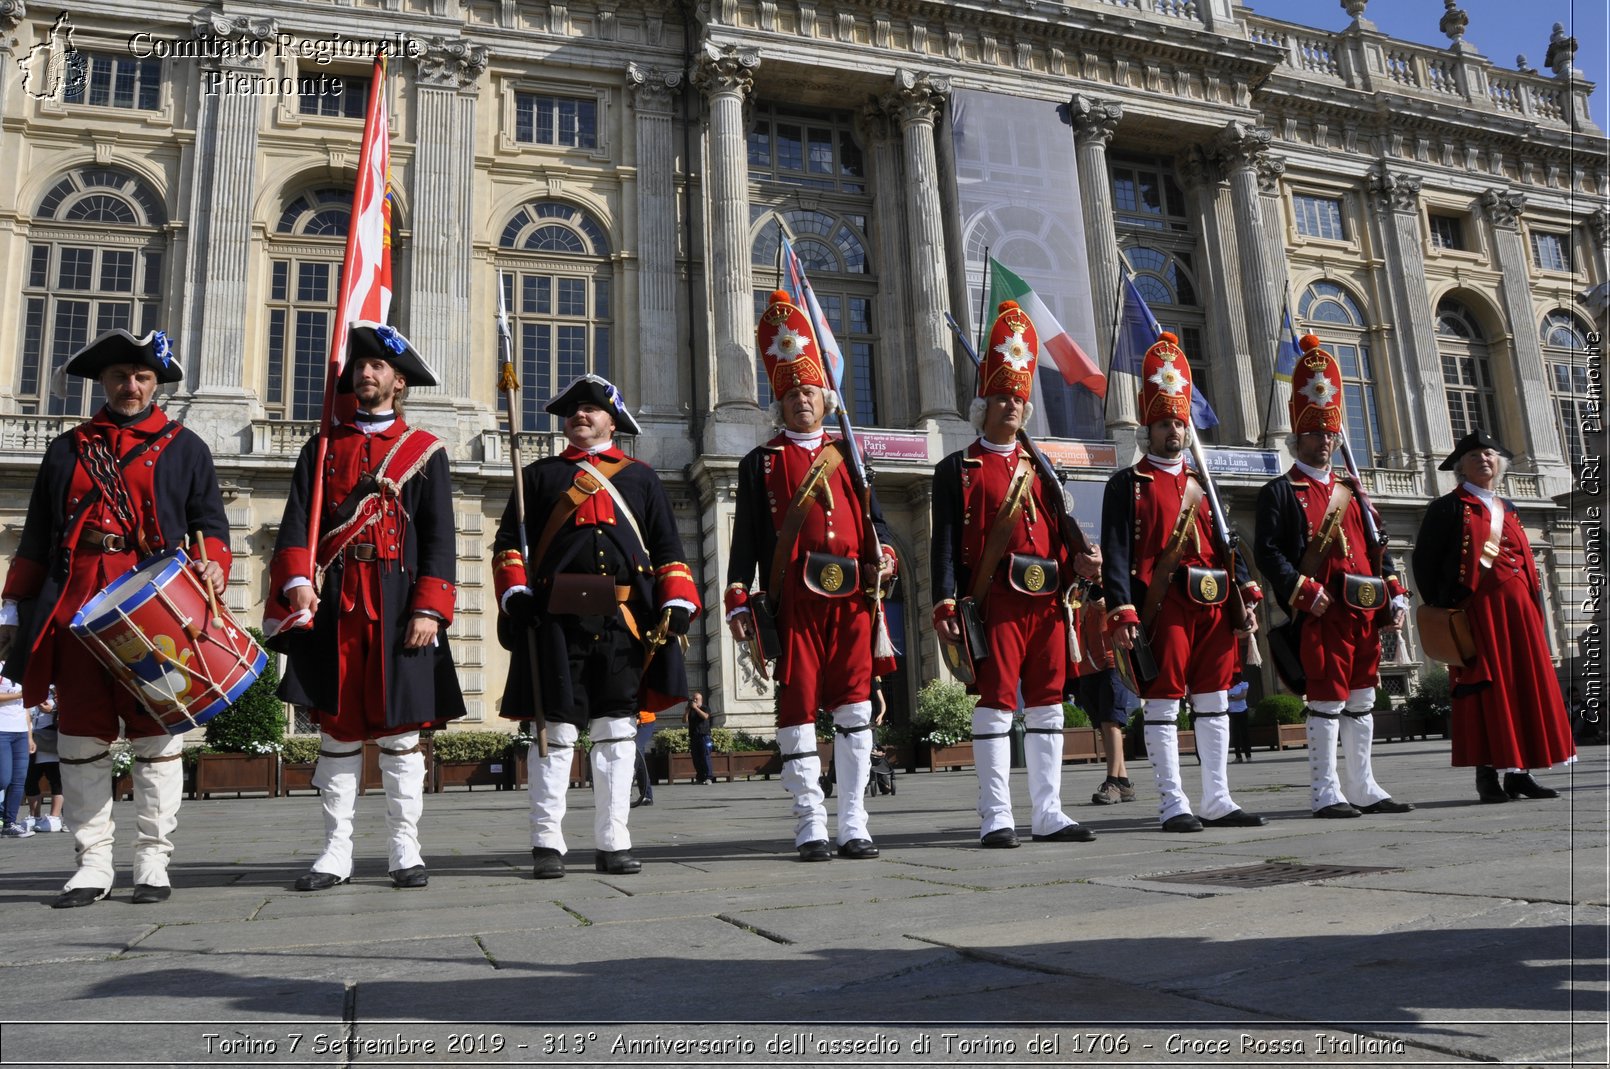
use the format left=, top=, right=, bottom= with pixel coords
left=1293, top=193, right=1346, bottom=240
left=63, top=51, right=162, bottom=110
left=514, top=93, right=598, bottom=149
left=1435, top=297, right=1498, bottom=442
left=1428, top=213, right=1465, bottom=251
left=497, top=201, right=614, bottom=432
left=1530, top=230, right=1571, bottom=272
left=1110, top=159, right=1188, bottom=232
left=19, top=168, right=167, bottom=416
left=747, top=108, right=866, bottom=193
left=1123, top=244, right=1212, bottom=439
left=1542, top=310, right=1594, bottom=461
left=264, top=188, right=355, bottom=420
left=300, top=75, right=369, bottom=119
left=1299, top=281, right=1383, bottom=457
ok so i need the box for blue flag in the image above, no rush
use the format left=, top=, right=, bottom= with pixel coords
left=1116, top=275, right=1218, bottom=429
left=1275, top=299, right=1301, bottom=383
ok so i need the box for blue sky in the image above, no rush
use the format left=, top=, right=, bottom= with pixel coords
left=1241, top=0, right=1609, bottom=131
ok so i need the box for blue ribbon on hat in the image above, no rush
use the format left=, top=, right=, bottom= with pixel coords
left=152, top=331, right=172, bottom=368
left=607, top=382, right=625, bottom=413
left=374, top=324, right=408, bottom=355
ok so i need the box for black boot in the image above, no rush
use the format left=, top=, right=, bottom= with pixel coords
left=1475, top=765, right=1509, bottom=804
left=1504, top=771, right=1559, bottom=799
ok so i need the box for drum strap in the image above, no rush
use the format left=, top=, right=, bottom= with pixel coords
left=60, top=750, right=111, bottom=765
left=135, top=753, right=183, bottom=764
left=316, top=429, right=444, bottom=568
left=71, top=422, right=181, bottom=556
left=379, top=743, right=422, bottom=757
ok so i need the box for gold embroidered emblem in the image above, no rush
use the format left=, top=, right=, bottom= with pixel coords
left=1199, top=572, right=1219, bottom=602
left=1024, top=564, right=1046, bottom=592
left=821, top=563, right=844, bottom=593
left=1358, top=581, right=1378, bottom=607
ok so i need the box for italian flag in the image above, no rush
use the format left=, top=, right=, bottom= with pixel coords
left=988, top=259, right=1106, bottom=398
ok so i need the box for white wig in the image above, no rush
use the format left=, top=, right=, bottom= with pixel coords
left=1455, top=450, right=1509, bottom=485
left=968, top=396, right=1035, bottom=433
left=769, top=388, right=841, bottom=429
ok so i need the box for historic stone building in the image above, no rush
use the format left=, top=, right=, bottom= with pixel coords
left=0, top=0, right=1602, bottom=735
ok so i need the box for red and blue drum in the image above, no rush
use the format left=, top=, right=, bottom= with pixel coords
left=70, top=547, right=267, bottom=734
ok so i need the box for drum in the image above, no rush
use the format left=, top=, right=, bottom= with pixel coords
left=70, top=547, right=268, bottom=734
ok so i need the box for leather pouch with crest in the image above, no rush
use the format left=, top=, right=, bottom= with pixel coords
left=544, top=573, right=622, bottom=616
left=1342, top=574, right=1388, bottom=612
left=1182, top=566, right=1229, bottom=606
left=801, top=552, right=859, bottom=598
left=1006, top=554, right=1058, bottom=596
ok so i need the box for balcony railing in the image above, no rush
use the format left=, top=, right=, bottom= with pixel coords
left=1356, top=467, right=1422, bottom=498
left=0, top=414, right=75, bottom=453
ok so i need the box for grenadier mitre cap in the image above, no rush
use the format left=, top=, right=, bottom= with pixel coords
left=757, top=290, right=827, bottom=398
left=1289, top=334, right=1344, bottom=435
left=1137, top=331, right=1193, bottom=425
left=978, top=300, right=1038, bottom=403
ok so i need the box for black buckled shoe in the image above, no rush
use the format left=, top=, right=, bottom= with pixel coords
left=131, top=883, right=172, bottom=904
left=796, top=839, right=832, bottom=862
left=980, top=828, right=1021, bottom=849
left=837, top=838, right=880, bottom=859
left=594, top=850, right=642, bottom=875
left=1475, top=766, right=1509, bottom=804
left=1504, top=772, right=1559, bottom=799
left=1359, top=798, right=1416, bottom=814
left=1161, top=814, right=1204, bottom=833
left=1032, top=824, right=1096, bottom=842
left=1200, top=809, right=1267, bottom=828
left=389, top=865, right=429, bottom=889
left=52, top=886, right=109, bottom=909
left=532, top=847, right=565, bottom=880
left=293, top=871, right=350, bottom=892
left=1313, top=803, right=1362, bottom=819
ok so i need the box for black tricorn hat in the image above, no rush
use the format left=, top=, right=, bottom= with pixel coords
left=1439, top=428, right=1514, bottom=471
left=63, top=328, right=183, bottom=384
left=337, top=322, right=438, bottom=393
left=545, top=374, right=642, bottom=437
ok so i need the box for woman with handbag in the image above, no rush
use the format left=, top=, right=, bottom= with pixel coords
left=1412, top=431, right=1575, bottom=802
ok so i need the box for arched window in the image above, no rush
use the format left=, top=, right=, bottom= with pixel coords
left=1122, top=244, right=1212, bottom=438
left=264, top=188, right=353, bottom=420
left=1542, top=309, right=1593, bottom=461
left=1435, top=297, right=1498, bottom=442
left=20, top=168, right=168, bottom=416
left=750, top=207, right=877, bottom=423
left=1298, top=281, right=1382, bottom=457
left=497, top=201, right=614, bottom=432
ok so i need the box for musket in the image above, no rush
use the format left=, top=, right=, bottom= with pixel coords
left=1334, top=427, right=1387, bottom=569
left=1184, top=432, right=1262, bottom=664
left=496, top=278, right=548, bottom=757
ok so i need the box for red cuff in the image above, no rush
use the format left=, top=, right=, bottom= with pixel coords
left=1106, top=604, right=1140, bottom=632
left=1241, top=581, right=1263, bottom=606
left=1386, top=575, right=1407, bottom=599
left=932, top=599, right=956, bottom=630
left=1292, top=576, right=1322, bottom=614
left=202, top=536, right=232, bottom=579
left=492, top=549, right=527, bottom=602
left=269, top=548, right=312, bottom=602
left=408, top=576, right=456, bottom=625
left=881, top=543, right=900, bottom=574
left=654, top=562, right=701, bottom=615
left=1, top=557, right=45, bottom=602
left=723, top=584, right=749, bottom=615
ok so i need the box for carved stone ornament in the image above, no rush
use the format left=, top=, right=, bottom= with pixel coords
left=1545, top=23, right=1578, bottom=77
left=1254, top=153, right=1287, bottom=195
left=1340, top=0, right=1367, bottom=18
left=626, top=61, right=682, bottom=112
left=1590, top=206, right=1610, bottom=249
left=1058, top=93, right=1122, bottom=146
left=414, top=36, right=489, bottom=89
left=190, top=10, right=277, bottom=44
left=1368, top=164, right=1422, bottom=213
left=882, top=68, right=950, bottom=127
left=0, top=1, right=27, bottom=33
left=855, top=100, right=892, bottom=146
left=1212, top=119, right=1272, bottom=171
left=1174, top=147, right=1221, bottom=194
left=1479, top=187, right=1526, bottom=229
left=691, top=41, right=759, bottom=97
left=1439, top=0, right=1468, bottom=46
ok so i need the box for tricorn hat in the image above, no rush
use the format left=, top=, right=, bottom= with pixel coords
left=63, top=328, right=182, bottom=384
left=1289, top=334, right=1344, bottom=435
left=337, top=322, right=438, bottom=393
left=756, top=290, right=828, bottom=399
left=1137, top=332, right=1194, bottom=426
left=545, top=373, right=642, bottom=437
left=978, top=300, right=1038, bottom=403
left=1439, top=428, right=1513, bottom=471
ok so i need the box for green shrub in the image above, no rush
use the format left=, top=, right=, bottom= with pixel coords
left=653, top=728, right=690, bottom=753
left=1253, top=693, right=1307, bottom=725
left=728, top=730, right=777, bottom=752
left=915, top=679, right=976, bottom=746
left=281, top=736, right=321, bottom=764
left=1062, top=702, right=1091, bottom=728
left=204, top=627, right=286, bottom=754
left=433, top=730, right=514, bottom=763
left=1405, top=667, right=1452, bottom=719
left=1373, top=688, right=1395, bottom=712
left=709, top=728, right=736, bottom=752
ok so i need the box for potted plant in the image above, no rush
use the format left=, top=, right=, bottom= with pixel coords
left=1123, top=705, right=1196, bottom=759
left=111, top=742, right=134, bottom=801
left=278, top=736, right=322, bottom=795
left=432, top=730, right=510, bottom=790
left=724, top=730, right=782, bottom=779
left=1403, top=668, right=1451, bottom=740
left=1061, top=702, right=1100, bottom=763
left=1251, top=693, right=1308, bottom=750
left=916, top=680, right=976, bottom=771
left=194, top=628, right=283, bottom=797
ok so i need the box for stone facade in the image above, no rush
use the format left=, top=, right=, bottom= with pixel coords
left=0, top=0, right=1602, bottom=733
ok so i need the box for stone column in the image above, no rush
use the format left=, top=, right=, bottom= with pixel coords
left=627, top=62, right=685, bottom=433
left=1060, top=94, right=1130, bottom=430
left=1253, top=152, right=1298, bottom=442
left=0, top=1, right=26, bottom=116
left=883, top=69, right=963, bottom=431
left=1367, top=165, right=1451, bottom=482
left=691, top=43, right=762, bottom=438
left=1480, top=187, right=1565, bottom=469
left=1213, top=120, right=1284, bottom=445
left=1177, top=148, right=1254, bottom=445
left=857, top=102, right=910, bottom=428
left=178, top=11, right=276, bottom=449
left=409, top=37, right=487, bottom=416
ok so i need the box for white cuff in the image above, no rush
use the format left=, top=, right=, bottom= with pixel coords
left=0, top=600, right=17, bottom=627
left=664, top=598, right=696, bottom=615
left=500, top=585, right=531, bottom=613
left=282, top=577, right=313, bottom=595
left=724, top=605, right=750, bottom=623
left=1390, top=594, right=1409, bottom=614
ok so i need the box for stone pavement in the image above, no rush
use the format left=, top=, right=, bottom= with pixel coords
left=0, top=739, right=1605, bottom=1068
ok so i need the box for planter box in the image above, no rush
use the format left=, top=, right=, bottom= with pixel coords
left=726, top=749, right=782, bottom=779
left=1062, top=727, right=1100, bottom=763
left=1276, top=723, right=1308, bottom=750
left=1374, top=710, right=1406, bottom=742
left=112, top=772, right=133, bottom=801
left=194, top=753, right=278, bottom=798
left=508, top=746, right=590, bottom=788
left=362, top=737, right=436, bottom=793
left=435, top=758, right=504, bottom=791
left=928, top=741, right=975, bottom=772
left=279, top=762, right=318, bottom=795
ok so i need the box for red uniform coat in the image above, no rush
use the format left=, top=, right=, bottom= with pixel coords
left=1, top=406, right=231, bottom=739
left=726, top=435, right=897, bottom=726
left=1412, top=488, right=1575, bottom=769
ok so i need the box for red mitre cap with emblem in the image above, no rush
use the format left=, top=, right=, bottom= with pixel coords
left=978, top=300, right=1039, bottom=402
left=757, top=290, right=827, bottom=398
left=1137, top=332, right=1193, bottom=425
left=1289, top=334, right=1344, bottom=434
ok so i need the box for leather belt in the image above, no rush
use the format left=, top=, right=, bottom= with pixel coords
left=79, top=529, right=128, bottom=553
left=345, top=543, right=379, bottom=562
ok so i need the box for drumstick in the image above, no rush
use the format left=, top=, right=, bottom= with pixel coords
left=192, top=531, right=223, bottom=629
